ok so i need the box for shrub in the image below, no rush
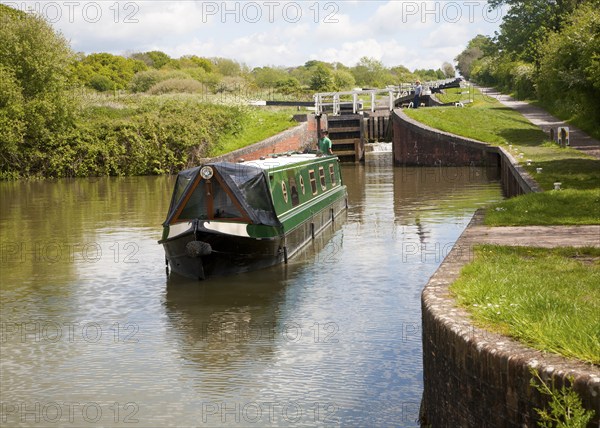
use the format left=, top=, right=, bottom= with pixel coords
left=147, top=78, right=206, bottom=95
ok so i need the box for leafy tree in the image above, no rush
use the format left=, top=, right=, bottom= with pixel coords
left=309, top=64, right=334, bottom=92
left=177, top=55, right=214, bottom=73
left=274, top=77, right=301, bottom=95
left=390, top=65, right=417, bottom=84
left=442, top=62, right=456, bottom=78
left=351, top=57, right=395, bottom=88
left=455, top=35, right=495, bottom=79
left=487, top=0, right=589, bottom=62
left=212, top=57, right=243, bottom=76
left=130, top=50, right=172, bottom=69
left=74, top=53, right=146, bottom=90
left=252, top=66, right=289, bottom=88
left=0, top=4, right=77, bottom=175
left=537, top=2, right=600, bottom=118
left=332, top=69, right=356, bottom=91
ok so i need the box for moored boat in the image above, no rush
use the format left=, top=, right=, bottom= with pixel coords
left=159, top=153, right=348, bottom=280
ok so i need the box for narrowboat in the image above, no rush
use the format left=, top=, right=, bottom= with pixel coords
left=159, top=153, right=348, bottom=280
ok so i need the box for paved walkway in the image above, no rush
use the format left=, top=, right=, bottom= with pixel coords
left=460, top=211, right=600, bottom=248
left=477, top=87, right=600, bottom=159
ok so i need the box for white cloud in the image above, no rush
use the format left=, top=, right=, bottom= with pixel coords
left=421, top=23, right=469, bottom=49
left=6, top=0, right=502, bottom=70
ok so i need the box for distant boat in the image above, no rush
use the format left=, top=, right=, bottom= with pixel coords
left=159, top=153, right=348, bottom=280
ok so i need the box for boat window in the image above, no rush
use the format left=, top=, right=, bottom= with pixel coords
left=179, top=181, right=209, bottom=220
left=319, top=167, right=327, bottom=191
left=212, top=182, right=243, bottom=218
left=299, top=176, right=305, bottom=195
left=309, top=170, right=318, bottom=195
left=178, top=179, right=243, bottom=221
left=288, top=176, right=299, bottom=207
left=329, top=164, right=336, bottom=185
left=281, top=181, right=288, bottom=204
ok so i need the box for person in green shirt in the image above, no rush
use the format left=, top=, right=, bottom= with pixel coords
left=317, top=130, right=333, bottom=155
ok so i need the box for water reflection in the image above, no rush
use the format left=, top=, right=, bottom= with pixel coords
left=0, top=162, right=502, bottom=427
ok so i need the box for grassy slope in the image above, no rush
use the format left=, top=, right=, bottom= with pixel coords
left=209, top=107, right=299, bottom=157
left=451, top=246, right=600, bottom=364
left=407, top=88, right=600, bottom=364
left=405, top=88, right=600, bottom=225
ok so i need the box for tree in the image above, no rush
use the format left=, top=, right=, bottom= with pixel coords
left=309, top=64, right=334, bottom=92
left=274, top=77, right=301, bottom=95
left=442, top=62, right=455, bottom=78
left=0, top=4, right=77, bottom=175
left=537, top=2, right=600, bottom=112
left=332, top=69, right=356, bottom=91
left=487, top=0, right=584, bottom=62
left=351, top=57, right=394, bottom=88
left=252, top=66, right=289, bottom=88
left=212, top=57, right=243, bottom=76
left=455, top=35, right=495, bottom=80
left=73, top=53, right=147, bottom=90
left=130, top=50, right=172, bottom=69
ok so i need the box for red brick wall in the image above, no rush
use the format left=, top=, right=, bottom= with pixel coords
left=211, top=114, right=318, bottom=163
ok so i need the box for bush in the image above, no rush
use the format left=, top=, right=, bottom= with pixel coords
left=129, top=70, right=191, bottom=93
left=147, top=78, right=206, bottom=95
left=89, top=73, right=114, bottom=92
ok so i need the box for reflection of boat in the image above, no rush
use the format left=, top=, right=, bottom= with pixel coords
left=159, top=153, right=348, bottom=280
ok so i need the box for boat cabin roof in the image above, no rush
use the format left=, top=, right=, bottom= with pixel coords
left=240, top=153, right=335, bottom=171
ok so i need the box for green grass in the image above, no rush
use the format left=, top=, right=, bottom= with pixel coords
left=208, top=108, right=299, bottom=157
left=451, top=245, right=600, bottom=364
left=485, top=189, right=600, bottom=226
left=405, top=89, right=600, bottom=225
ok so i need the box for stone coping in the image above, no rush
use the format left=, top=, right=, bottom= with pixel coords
left=422, top=210, right=600, bottom=423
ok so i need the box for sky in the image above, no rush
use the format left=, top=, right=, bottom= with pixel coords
left=3, top=1, right=504, bottom=70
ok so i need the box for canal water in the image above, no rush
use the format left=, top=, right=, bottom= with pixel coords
left=0, top=155, right=502, bottom=427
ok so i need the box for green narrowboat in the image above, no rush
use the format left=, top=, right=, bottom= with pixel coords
left=159, top=153, right=348, bottom=280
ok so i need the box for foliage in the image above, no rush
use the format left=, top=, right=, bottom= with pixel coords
left=332, top=69, right=356, bottom=91
left=252, top=66, right=290, bottom=88
left=351, top=57, right=395, bottom=88
left=459, top=1, right=600, bottom=137
left=147, top=78, right=205, bottom=95
left=0, top=4, right=77, bottom=177
left=73, top=52, right=147, bottom=90
left=529, top=369, right=596, bottom=427
left=442, top=62, right=455, bottom=78
left=274, top=77, right=302, bottom=95
left=455, top=35, right=495, bottom=79
left=130, top=50, right=172, bottom=69
left=49, top=100, right=249, bottom=177
left=309, top=64, right=334, bottom=92
left=536, top=2, right=600, bottom=131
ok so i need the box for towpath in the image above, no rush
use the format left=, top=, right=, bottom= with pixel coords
left=477, top=87, right=600, bottom=159
left=458, top=211, right=600, bottom=249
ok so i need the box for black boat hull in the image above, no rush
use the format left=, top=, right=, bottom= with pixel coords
left=162, top=198, right=347, bottom=280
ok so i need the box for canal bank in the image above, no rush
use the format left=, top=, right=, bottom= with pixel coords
left=420, top=211, right=600, bottom=427
left=394, top=103, right=600, bottom=425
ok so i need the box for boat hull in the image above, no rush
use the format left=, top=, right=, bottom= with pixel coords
left=162, top=196, right=347, bottom=280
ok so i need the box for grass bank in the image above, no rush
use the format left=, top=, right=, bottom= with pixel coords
left=450, top=245, right=600, bottom=365
left=407, top=88, right=600, bottom=365
left=404, top=88, right=600, bottom=225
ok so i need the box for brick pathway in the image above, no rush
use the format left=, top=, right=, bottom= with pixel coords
left=478, top=87, right=600, bottom=159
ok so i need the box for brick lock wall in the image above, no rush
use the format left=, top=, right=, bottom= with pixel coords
left=210, top=114, right=318, bottom=164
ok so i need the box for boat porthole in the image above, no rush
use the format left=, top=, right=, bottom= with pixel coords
left=299, top=176, right=305, bottom=194
left=282, top=181, right=288, bottom=203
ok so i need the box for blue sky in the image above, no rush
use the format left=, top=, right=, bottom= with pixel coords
left=3, top=1, right=504, bottom=70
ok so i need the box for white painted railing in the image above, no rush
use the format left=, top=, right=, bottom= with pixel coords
left=314, top=78, right=460, bottom=115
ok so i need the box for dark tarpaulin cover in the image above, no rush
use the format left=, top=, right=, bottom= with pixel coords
left=164, top=163, right=279, bottom=227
